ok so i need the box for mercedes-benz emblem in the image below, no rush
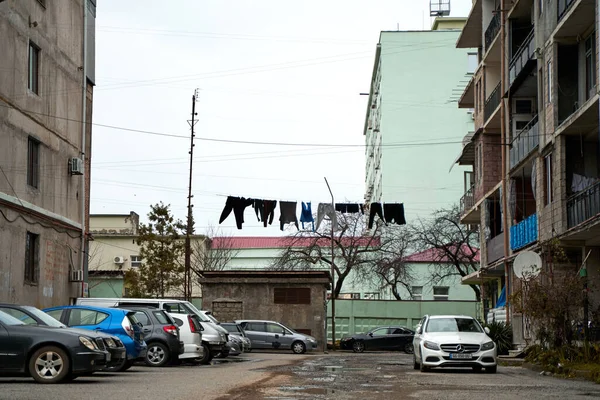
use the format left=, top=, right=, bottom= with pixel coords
left=455, top=344, right=464, bottom=353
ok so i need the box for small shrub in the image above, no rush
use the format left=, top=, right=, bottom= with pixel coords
left=485, top=321, right=513, bottom=355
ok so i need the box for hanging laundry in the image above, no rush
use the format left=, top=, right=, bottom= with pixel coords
left=279, top=201, right=299, bottom=231
left=300, top=202, right=315, bottom=231
left=316, top=203, right=337, bottom=231
left=368, top=202, right=385, bottom=229
left=335, top=203, right=362, bottom=214
left=253, top=199, right=277, bottom=227
left=219, top=196, right=254, bottom=230
left=383, top=203, right=406, bottom=225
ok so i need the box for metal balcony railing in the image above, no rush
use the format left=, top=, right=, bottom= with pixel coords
left=484, top=11, right=501, bottom=52
left=509, top=29, right=535, bottom=85
left=484, top=82, right=501, bottom=122
left=509, top=115, right=539, bottom=169
left=460, top=184, right=475, bottom=216
left=558, top=0, right=576, bottom=22
left=510, top=213, right=538, bottom=251
left=567, top=181, right=600, bottom=228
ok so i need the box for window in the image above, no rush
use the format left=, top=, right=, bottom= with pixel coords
left=68, top=309, right=109, bottom=326
left=544, top=153, right=553, bottom=205
left=467, top=52, right=478, bottom=74
left=130, top=255, right=142, bottom=268
left=475, top=81, right=480, bottom=112
left=24, top=232, right=39, bottom=284
left=46, top=309, right=63, bottom=321
left=547, top=60, right=552, bottom=103
left=538, top=0, right=543, bottom=14
left=412, top=286, right=423, bottom=301
left=28, top=42, right=40, bottom=94
left=585, top=32, right=596, bottom=100
left=371, top=328, right=390, bottom=336
left=164, top=303, right=187, bottom=313
left=134, top=311, right=150, bottom=326
left=266, top=323, right=290, bottom=334
left=246, top=322, right=265, bottom=332
left=274, top=288, right=311, bottom=304
left=27, top=137, right=39, bottom=188
left=433, top=286, right=449, bottom=301
left=152, top=311, right=170, bottom=325
left=475, top=143, right=483, bottom=184
left=0, top=308, right=37, bottom=325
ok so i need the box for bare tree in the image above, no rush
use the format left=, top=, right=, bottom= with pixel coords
left=412, top=206, right=481, bottom=301
left=190, top=225, right=240, bottom=278
left=271, top=212, right=409, bottom=298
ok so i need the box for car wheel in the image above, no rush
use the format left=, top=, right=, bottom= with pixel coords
left=122, top=360, right=135, bottom=371
left=404, top=343, right=414, bottom=354
left=28, top=346, right=70, bottom=384
left=419, top=359, right=429, bottom=373
left=485, top=365, right=497, bottom=374
left=413, top=354, right=420, bottom=370
left=197, top=343, right=212, bottom=365
left=292, top=341, right=306, bottom=354
left=472, top=365, right=483, bottom=373
left=352, top=341, right=365, bottom=353
left=145, top=342, right=170, bottom=367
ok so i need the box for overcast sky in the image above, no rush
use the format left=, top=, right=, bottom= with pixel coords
left=90, top=0, right=472, bottom=236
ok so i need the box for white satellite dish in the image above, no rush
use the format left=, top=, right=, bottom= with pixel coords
left=513, top=251, right=542, bottom=281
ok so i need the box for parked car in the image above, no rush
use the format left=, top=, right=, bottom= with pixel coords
left=221, top=322, right=252, bottom=353
left=118, top=307, right=184, bottom=367
left=0, top=303, right=127, bottom=370
left=76, top=298, right=227, bottom=362
left=0, top=310, right=109, bottom=383
left=44, top=305, right=147, bottom=372
left=413, top=314, right=497, bottom=373
left=168, top=313, right=204, bottom=363
left=236, top=320, right=317, bottom=354
left=340, top=326, right=415, bottom=353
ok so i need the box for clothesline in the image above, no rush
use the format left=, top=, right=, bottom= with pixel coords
left=213, top=192, right=365, bottom=204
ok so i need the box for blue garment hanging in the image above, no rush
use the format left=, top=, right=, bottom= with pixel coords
left=496, top=286, right=506, bottom=308
left=300, top=202, right=314, bottom=231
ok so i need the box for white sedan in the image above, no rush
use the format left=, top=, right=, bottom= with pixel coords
left=413, top=315, right=497, bottom=373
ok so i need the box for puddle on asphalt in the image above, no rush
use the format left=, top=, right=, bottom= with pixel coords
left=209, top=357, right=254, bottom=365
left=281, top=386, right=337, bottom=396
left=319, top=365, right=369, bottom=372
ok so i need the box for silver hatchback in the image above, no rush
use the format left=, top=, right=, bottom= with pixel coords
left=235, top=320, right=317, bottom=354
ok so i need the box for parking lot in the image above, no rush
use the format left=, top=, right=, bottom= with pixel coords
left=2, top=351, right=600, bottom=400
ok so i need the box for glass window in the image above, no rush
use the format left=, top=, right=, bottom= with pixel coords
left=266, top=323, right=284, bottom=334
left=22, top=306, right=64, bottom=327
left=585, top=32, right=596, bottom=100
left=411, top=286, right=423, bottom=301
left=547, top=60, right=552, bottom=103
left=371, top=328, right=390, bottom=336
left=135, top=312, right=150, bottom=326
left=24, top=231, right=39, bottom=284
left=247, top=322, right=265, bottom=332
left=0, top=308, right=37, bottom=325
left=45, top=309, right=63, bottom=321
left=426, top=317, right=483, bottom=333
left=28, top=42, right=39, bottom=94
left=130, top=255, right=142, bottom=268
left=152, top=311, right=170, bottom=325
left=68, top=309, right=108, bottom=326
left=433, top=286, right=449, bottom=301
left=27, top=138, right=40, bottom=188
left=544, top=153, right=553, bottom=205
left=0, top=310, right=25, bottom=326
left=467, top=53, right=478, bottom=74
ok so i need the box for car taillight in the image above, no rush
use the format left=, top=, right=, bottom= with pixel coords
left=188, top=315, right=197, bottom=333
left=121, top=318, right=135, bottom=338
left=163, top=325, right=178, bottom=336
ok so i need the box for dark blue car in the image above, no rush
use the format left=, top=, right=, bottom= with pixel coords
left=43, top=305, right=147, bottom=372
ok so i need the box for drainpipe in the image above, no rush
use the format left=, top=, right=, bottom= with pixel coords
left=500, top=0, right=510, bottom=325
left=80, top=1, right=88, bottom=297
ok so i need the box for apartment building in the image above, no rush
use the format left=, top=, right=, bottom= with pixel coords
left=363, top=17, right=476, bottom=215
left=454, top=0, right=600, bottom=345
left=0, top=0, right=96, bottom=307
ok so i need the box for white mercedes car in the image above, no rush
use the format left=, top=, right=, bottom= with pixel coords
left=413, top=315, right=497, bottom=373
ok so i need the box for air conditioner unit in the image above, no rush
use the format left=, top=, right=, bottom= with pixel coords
left=114, top=256, right=125, bottom=265
left=69, top=157, right=84, bottom=175
left=70, top=269, right=84, bottom=282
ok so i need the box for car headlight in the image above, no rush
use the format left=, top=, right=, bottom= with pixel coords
left=80, top=337, right=97, bottom=350
left=105, top=338, right=116, bottom=348
left=423, top=341, right=440, bottom=351
left=481, top=341, right=495, bottom=351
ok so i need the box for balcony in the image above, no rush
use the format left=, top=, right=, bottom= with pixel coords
left=509, top=115, right=539, bottom=169
left=510, top=213, right=538, bottom=251
left=486, top=234, right=504, bottom=264
left=484, top=82, right=501, bottom=122
left=509, top=30, right=535, bottom=86
left=558, top=0, right=576, bottom=21
left=484, top=11, right=500, bottom=52
left=567, top=181, right=600, bottom=229
left=460, top=184, right=475, bottom=217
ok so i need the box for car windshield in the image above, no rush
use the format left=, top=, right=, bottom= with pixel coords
left=222, top=324, right=239, bottom=334
left=425, top=317, right=483, bottom=333
left=278, top=322, right=297, bottom=334
left=0, top=310, right=26, bottom=326
left=184, top=302, right=211, bottom=322
left=23, top=306, right=66, bottom=328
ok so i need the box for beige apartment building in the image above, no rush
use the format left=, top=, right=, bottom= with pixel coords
left=0, top=0, right=96, bottom=307
left=455, top=0, right=600, bottom=345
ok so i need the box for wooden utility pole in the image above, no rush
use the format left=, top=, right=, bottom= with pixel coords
left=184, top=89, right=199, bottom=301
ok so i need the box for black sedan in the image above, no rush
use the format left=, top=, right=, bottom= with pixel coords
left=0, top=303, right=127, bottom=370
left=0, top=310, right=109, bottom=383
left=340, top=326, right=415, bottom=353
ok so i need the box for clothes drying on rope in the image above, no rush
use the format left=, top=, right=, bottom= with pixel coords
left=316, top=203, right=337, bottom=231
left=300, top=202, right=315, bottom=231
left=367, top=202, right=406, bottom=229
left=218, top=196, right=254, bottom=230
left=279, top=201, right=299, bottom=231
left=253, top=199, right=277, bottom=227
left=335, top=203, right=363, bottom=214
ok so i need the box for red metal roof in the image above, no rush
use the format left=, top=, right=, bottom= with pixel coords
left=211, top=236, right=380, bottom=249
left=405, top=244, right=480, bottom=263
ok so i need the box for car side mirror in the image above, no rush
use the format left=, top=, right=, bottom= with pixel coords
left=368, top=332, right=373, bottom=337
left=484, top=327, right=490, bottom=335
left=417, top=328, right=422, bottom=334
left=281, top=330, right=286, bottom=335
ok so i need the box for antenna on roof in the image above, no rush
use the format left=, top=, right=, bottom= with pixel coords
left=430, top=0, right=451, bottom=17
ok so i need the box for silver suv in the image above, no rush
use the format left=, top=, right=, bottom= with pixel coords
left=235, top=320, right=317, bottom=354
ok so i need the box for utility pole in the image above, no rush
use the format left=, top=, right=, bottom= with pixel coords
left=184, top=89, right=199, bottom=301
left=324, top=177, right=335, bottom=351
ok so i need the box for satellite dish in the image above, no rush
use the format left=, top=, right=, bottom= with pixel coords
left=513, top=251, right=542, bottom=281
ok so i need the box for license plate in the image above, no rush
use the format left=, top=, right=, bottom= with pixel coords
left=449, top=353, right=472, bottom=359
left=106, top=353, right=111, bottom=362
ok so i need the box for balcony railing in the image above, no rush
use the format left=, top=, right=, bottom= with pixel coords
left=509, top=30, right=535, bottom=85
left=460, top=184, right=475, bottom=216
left=484, top=11, right=501, bottom=52
left=484, top=82, right=501, bottom=122
left=509, top=115, right=539, bottom=169
left=558, top=0, right=576, bottom=22
left=486, top=233, right=504, bottom=264
left=567, top=181, right=600, bottom=228
left=510, top=213, right=538, bottom=251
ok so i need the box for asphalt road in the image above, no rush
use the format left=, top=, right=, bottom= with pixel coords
left=1, top=352, right=600, bottom=400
